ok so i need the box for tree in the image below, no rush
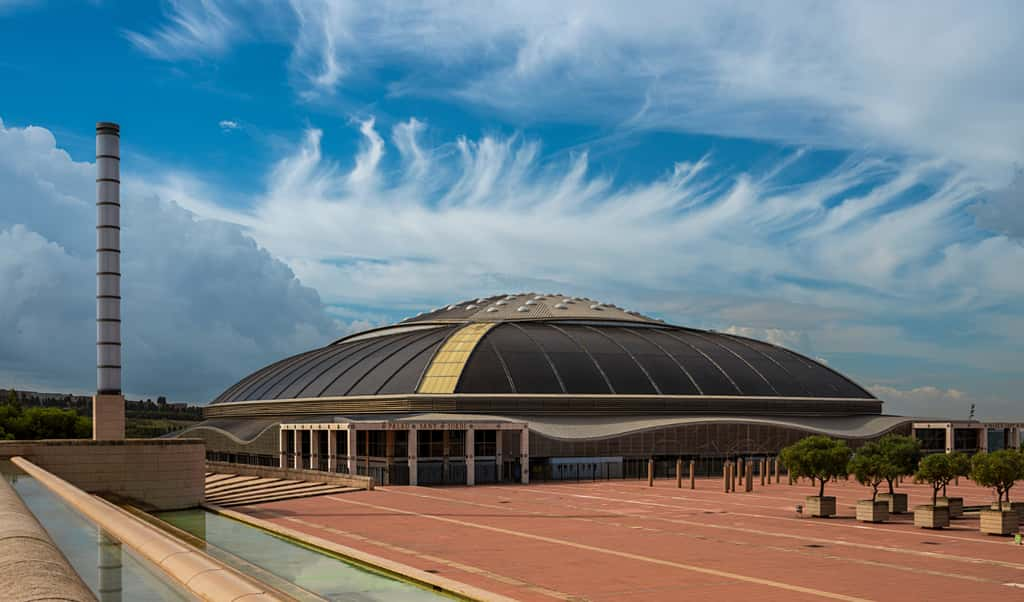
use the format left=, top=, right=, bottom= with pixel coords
left=877, top=434, right=922, bottom=495
left=971, top=450, right=1023, bottom=511
left=945, top=452, right=971, bottom=496
left=849, top=441, right=892, bottom=502
left=916, top=454, right=959, bottom=507
left=780, top=435, right=852, bottom=498
left=5, top=389, right=20, bottom=411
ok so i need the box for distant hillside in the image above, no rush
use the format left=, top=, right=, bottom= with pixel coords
left=1, top=387, right=202, bottom=421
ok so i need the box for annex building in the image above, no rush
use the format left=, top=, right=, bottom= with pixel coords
left=179, top=294, right=1022, bottom=485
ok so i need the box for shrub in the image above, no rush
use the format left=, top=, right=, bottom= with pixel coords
left=780, top=435, right=852, bottom=498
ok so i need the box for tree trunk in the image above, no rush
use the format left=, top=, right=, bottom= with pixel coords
left=819, top=478, right=826, bottom=498
left=887, top=478, right=895, bottom=495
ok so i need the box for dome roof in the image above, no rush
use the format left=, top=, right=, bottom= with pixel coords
left=211, top=295, right=875, bottom=412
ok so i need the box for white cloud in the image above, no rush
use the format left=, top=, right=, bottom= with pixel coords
left=131, top=1, right=1024, bottom=180
left=124, top=0, right=240, bottom=60
left=3, top=116, right=1022, bottom=414
left=218, top=119, right=239, bottom=131
left=971, top=170, right=1024, bottom=241
left=151, top=118, right=1024, bottom=391
left=868, top=385, right=973, bottom=420
left=0, top=119, right=345, bottom=402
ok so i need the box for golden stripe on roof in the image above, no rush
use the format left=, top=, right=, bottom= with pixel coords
left=417, top=322, right=496, bottom=394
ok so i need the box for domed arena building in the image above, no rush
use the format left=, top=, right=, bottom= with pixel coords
left=183, top=293, right=920, bottom=485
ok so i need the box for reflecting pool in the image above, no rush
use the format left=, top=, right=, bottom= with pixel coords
left=157, top=508, right=447, bottom=601
left=1, top=461, right=194, bottom=601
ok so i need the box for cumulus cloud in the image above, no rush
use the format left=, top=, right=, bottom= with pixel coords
left=869, top=385, right=973, bottom=420
left=128, top=1, right=1024, bottom=179
left=0, top=119, right=344, bottom=402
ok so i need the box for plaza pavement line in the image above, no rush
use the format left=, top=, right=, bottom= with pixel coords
left=322, top=495, right=873, bottom=602
left=383, top=488, right=1009, bottom=586
left=203, top=503, right=519, bottom=602
left=521, top=487, right=1024, bottom=571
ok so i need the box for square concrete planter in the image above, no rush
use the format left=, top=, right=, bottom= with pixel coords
left=877, top=492, right=908, bottom=514
left=936, top=496, right=964, bottom=519
left=856, top=500, right=889, bottom=523
left=980, top=509, right=1019, bottom=536
left=913, top=505, right=950, bottom=529
left=990, top=501, right=1024, bottom=521
left=805, top=495, right=837, bottom=518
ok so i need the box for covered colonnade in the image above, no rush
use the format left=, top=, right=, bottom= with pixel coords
left=279, top=418, right=529, bottom=486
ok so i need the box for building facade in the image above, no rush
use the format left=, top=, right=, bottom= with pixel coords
left=179, top=294, right=1021, bottom=485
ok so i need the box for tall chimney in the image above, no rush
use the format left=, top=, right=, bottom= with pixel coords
left=94, top=122, right=125, bottom=440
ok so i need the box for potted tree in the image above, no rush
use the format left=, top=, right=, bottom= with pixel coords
left=780, top=435, right=852, bottom=518
left=849, top=441, right=890, bottom=523
left=936, top=452, right=970, bottom=519
left=876, top=434, right=921, bottom=514
left=914, top=454, right=956, bottom=529
left=972, top=450, right=1022, bottom=535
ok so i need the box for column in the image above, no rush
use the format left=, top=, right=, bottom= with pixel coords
left=327, top=428, right=338, bottom=473
left=442, top=430, right=450, bottom=481
left=495, top=429, right=503, bottom=482
left=293, top=429, right=302, bottom=470
left=310, top=428, right=320, bottom=471
left=466, top=428, right=475, bottom=486
left=408, top=428, right=418, bottom=486
left=944, top=424, right=954, bottom=454
left=520, top=428, right=530, bottom=484
left=385, top=430, right=395, bottom=485
left=279, top=428, right=288, bottom=469
left=346, top=428, right=358, bottom=474
left=978, top=426, right=989, bottom=452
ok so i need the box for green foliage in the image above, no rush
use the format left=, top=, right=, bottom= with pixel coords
left=877, top=434, right=922, bottom=494
left=5, top=389, right=19, bottom=410
left=780, top=435, right=852, bottom=498
left=915, top=453, right=959, bottom=506
left=0, top=395, right=91, bottom=440
left=849, top=441, right=892, bottom=501
left=971, top=450, right=1023, bottom=511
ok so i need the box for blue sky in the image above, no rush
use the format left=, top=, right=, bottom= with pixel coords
left=1, top=1, right=1022, bottom=418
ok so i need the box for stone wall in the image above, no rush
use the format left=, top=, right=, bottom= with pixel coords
left=0, top=439, right=205, bottom=511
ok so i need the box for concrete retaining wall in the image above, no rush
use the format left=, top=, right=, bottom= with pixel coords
left=0, top=439, right=205, bottom=510
left=206, top=460, right=374, bottom=490
left=0, top=475, right=96, bottom=601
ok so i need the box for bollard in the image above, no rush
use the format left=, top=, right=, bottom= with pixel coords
left=745, top=461, right=753, bottom=492
left=760, top=459, right=766, bottom=487
left=676, top=458, right=682, bottom=488
left=731, top=462, right=738, bottom=492
left=723, top=463, right=730, bottom=492
left=648, top=458, right=654, bottom=487
left=689, top=460, right=696, bottom=490
left=738, top=457, right=744, bottom=479
left=775, top=457, right=780, bottom=484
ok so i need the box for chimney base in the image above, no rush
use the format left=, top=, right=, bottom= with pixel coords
left=92, top=394, right=125, bottom=440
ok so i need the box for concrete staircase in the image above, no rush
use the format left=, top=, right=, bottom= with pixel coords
left=204, top=472, right=359, bottom=507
